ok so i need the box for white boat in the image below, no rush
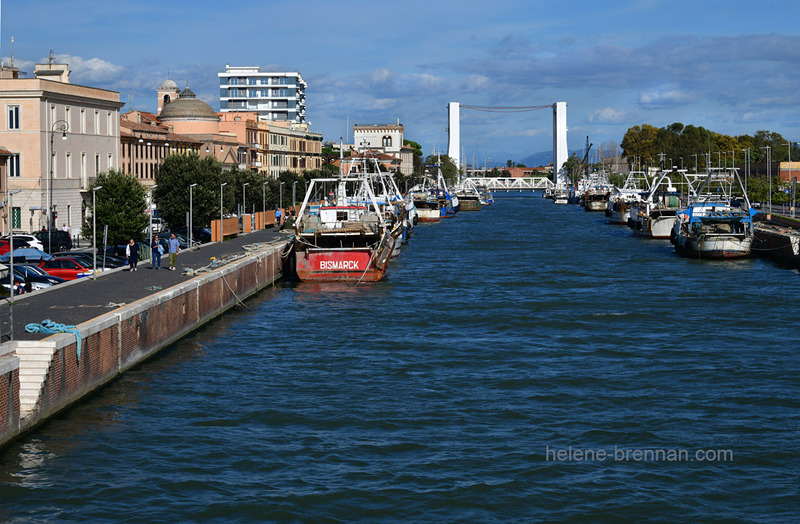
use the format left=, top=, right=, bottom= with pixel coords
left=670, top=168, right=756, bottom=258
left=607, top=171, right=650, bottom=224
left=630, top=169, right=695, bottom=239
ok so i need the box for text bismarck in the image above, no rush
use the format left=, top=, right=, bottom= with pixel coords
left=545, top=445, right=734, bottom=463
left=319, top=260, right=361, bottom=270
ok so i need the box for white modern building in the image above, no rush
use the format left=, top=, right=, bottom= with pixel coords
left=218, top=65, right=306, bottom=124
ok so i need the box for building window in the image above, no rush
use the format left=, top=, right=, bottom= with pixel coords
left=65, top=107, right=71, bottom=129
left=94, top=111, right=100, bottom=134
left=7, top=105, right=20, bottom=130
left=107, top=112, right=113, bottom=136
left=80, top=109, right=86, bottom=133
left=11, top=207, right=21, bottom=229
left=50, top=106, right=56, bottom=126
left=66, top=152, right=72, bottom=178
left=8, top=154, right=20, bottom=177
left=81, top=153, right=87, bottom=187
left=108, top=153, right=113, bottom=170
left=95, top=154, right=100, bottom=174
left=382, top=136, right=392, bottom=148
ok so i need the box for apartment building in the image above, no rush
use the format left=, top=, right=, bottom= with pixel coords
left=218, top=65, right=306, bottom=124
left=0, top=60, right=123, bottom=235
left=219, top=114, right=322, bottom=178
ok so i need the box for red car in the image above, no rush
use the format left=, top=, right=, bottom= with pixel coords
left=38, top=257, right=96, bottom=280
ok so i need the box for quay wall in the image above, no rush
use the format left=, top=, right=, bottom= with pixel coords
left=0, top=240, right=288, bottom=450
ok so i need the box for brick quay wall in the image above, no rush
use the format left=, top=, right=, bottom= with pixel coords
left=0, top=238, right=289, bottom=449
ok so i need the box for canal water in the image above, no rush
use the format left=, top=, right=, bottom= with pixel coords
left=1, top=194, right=798, bottom=522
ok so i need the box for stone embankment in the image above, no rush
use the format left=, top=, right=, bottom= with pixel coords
left=0, top=228, right=291, bottom=449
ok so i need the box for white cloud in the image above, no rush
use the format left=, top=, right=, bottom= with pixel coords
left=638, top=89, right=695, bottom=107
left=53, top=54, right=123, bottom=83
left=587, top=107, right=626, bottom=124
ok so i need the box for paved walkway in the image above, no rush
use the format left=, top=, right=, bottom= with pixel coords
left=0, top=228, right=292, bottom=342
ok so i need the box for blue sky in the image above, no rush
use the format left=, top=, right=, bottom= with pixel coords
left=3, top=0, right=800, bottom=165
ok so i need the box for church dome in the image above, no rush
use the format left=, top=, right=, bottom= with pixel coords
left=159, top=78, right=178, bottom=90
left=158, top=87, right=218, bottom=121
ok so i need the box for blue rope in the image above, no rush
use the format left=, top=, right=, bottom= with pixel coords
left=25, top=320, right=83, bottom=362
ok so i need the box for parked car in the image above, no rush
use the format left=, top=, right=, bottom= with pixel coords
left=0, top=238, right=38, bottom=255
left=0, top=234, right=44, bottom=251
left=173, top=227, right=211, bottom=244
left=55, top=251, right=124, bottom=269
left=0, top=274, right=27, bottom=295
left=38, top=257, right=97, bottom=280
left=15, top=264, right=66, bottom=286
left=145, top=217, right=165, bottom=235
left=11, top=265, right=63, bottom=291
left=33, top=230, right=73, bottom=253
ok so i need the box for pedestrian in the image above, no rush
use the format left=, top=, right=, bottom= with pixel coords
left=168, top=233, right=180, bottom=270
left=274, top=207, right=282, bottom=226
left=62, top=223, right=68, bottom=233
left=151, top=235, right=163, bottom=270
left=126, top=238, right=139, bottom=271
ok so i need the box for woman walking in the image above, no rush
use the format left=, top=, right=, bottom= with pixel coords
left=126, top=238, right=140, bottom=272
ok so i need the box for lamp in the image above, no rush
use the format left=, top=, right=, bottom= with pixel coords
left=220, top=182, right=227, bottom=241
left=92, top=186, right=103, bottom=280
left=49, top=119, right=69, bottom=253
left=148, top=184, right=158, bottom=267
left=242, top=182, right=249, bottom=218
left=8, top=188, right=21, bottom=339
left=262, top=181, right=268, bottom=228
left=189, top=183, right=197, bottom=248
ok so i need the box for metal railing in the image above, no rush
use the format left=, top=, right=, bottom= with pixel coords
left=465, top=177, right=555, bottom=191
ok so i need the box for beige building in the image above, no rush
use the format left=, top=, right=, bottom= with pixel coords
left=219, top=114, right=322, bottom=178
left=0, top=59, right=123, bottom=235
left=353, top=123, right=412, bottom=176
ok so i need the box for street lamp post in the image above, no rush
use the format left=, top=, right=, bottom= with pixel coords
left=92, top=186, right=102, bottom=280
left=8, top=188, right=21, bottom=339
left=242, top=182, right=249, bottom=219
left=189, top=183, right=197, bottom=249
left=220, top=182, right=227, bottom=241
left=148, top=184, right=158, bottom=267
left=292, top=181, right=298, bottom=209
left=49, top=120, right=68, bottom=253
left=761, top=146, right=772, bottom=213
left=279, top=181, right=284, bottom=215
left=262, top=181, right=268, bottom=229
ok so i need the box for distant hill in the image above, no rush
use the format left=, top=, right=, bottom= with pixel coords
left=469, top=149, right=581, bottom=169
left=519, top=151, right=554, bottom=167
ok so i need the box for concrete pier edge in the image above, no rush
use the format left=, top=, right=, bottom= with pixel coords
left=0, top=238, right=290, bottom=449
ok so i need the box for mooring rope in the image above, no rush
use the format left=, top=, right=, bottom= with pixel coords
left=25, top=319, right=83, bottom=362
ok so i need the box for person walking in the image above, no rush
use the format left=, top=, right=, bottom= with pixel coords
left=168, top=233, right=180, bottom=270
left=274, top=207, right=282, bottom=226
left=151, top=235, right=164, bottom=270
left=126, top=238, right=140, bottom=272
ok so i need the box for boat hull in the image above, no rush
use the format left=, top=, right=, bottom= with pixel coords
left=585, top=200, right=607, bottom=211
left=459, top=198, right=481, bottom=211
left=416, top=208, right=441, bottom=222
left=674, top=234, right=752, bottom=259
left=295, top=248, right=388, bottom=282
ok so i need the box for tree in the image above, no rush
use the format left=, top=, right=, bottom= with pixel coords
left=621, top=124, right=659, bottom=166
left=422, top=154, right=458, bottom=186
left=153, top=153, right=230, bottom=229
left=83, top=169, right=148, bottom=246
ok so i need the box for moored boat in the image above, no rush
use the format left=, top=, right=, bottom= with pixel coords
left=670, top=168, right=756, bottom=259
left=293, top=176, right=397, bottom=282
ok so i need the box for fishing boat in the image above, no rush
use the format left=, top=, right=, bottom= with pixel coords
left=607, top=170, right=650, bottom=224
left=670, top=168, right=756, bottom=258
left=293, top=175, right=397, bottom=282
left=452, top=178, right=482, bottom=211
left=408, top=178, right=443, bottom=223
left=582, top=172, right=612, bottom=211
left=629, top=169, right=693, bottom=238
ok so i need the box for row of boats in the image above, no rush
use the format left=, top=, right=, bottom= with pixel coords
left=289, top=153, right=492, bottom=282
left=547, top=167, right=759, bottom=259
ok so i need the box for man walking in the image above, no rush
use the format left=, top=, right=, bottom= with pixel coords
left=168, top=233, right=180, bottom=270
left=274, top=207, right=282, bottom=226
